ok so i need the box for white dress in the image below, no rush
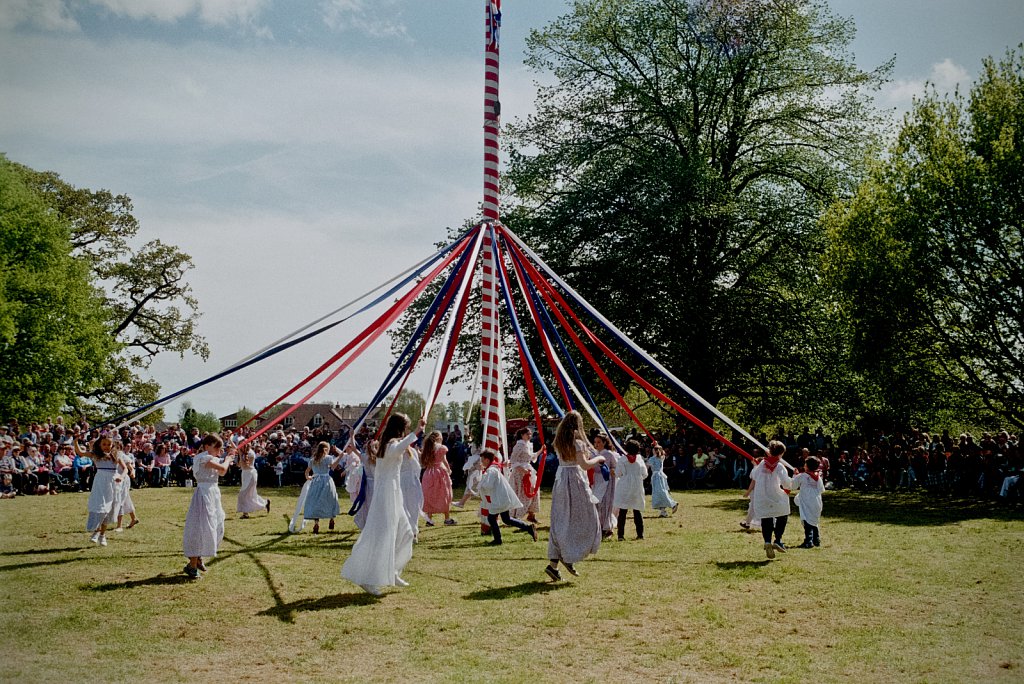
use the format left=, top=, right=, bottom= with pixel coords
left=749, top=462, right=793, bottom=519
left=399, top=446, right=424, bottom=537
left=479, top=465, right=523, bottom=515
left=612, top=454, right=648, bottom=511
left=508, top=439, right=539, bottom=517
left=342, top=432, right=417, bottom=590
left=86, top=459, right=120, bottom=531
left=792, top=472, right=824, bottom=525
left=116, top=455, right=135, bottom=517
left=236, top=449, right=268, bottom=514
left=182, top=452, right=226, bottom=558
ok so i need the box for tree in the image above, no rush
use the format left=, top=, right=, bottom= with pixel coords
left=10, top=161, right=208, bottom=416
left=0, top=156, right=115, bottom=419
left=823, top=47, right=1024, bottom=430
left=501, top=0, right=889, bottom=423
left=178, top=401, right=222, bottom=435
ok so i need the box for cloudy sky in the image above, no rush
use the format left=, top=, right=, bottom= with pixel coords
left=2, top=0, right=1021, bottom=421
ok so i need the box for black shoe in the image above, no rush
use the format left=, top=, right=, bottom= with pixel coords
left=545, top=564, right=562, bottom=582
left=797, top=541, right=813, bottom=549
left=183, top=565, right=200, bottom=580
left=487, top=539, right=503, bottom=546
left=528, top=525, right=538, bottom=542
left=772, top=541, right=787, bottom=553
left=265, top=499, right=271, bottom=513
left=564, top=563, right=580, bottom=576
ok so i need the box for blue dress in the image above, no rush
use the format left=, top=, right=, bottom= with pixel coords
left=302, top=457, right=340, bottom=519
left=649, top=455, right=678, bottom=510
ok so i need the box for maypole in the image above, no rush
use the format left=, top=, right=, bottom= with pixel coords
left=479, top=0, right=503, bottom=454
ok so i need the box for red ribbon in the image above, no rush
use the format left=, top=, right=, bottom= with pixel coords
left=503, top=233, right=755, bottom=464
left=238, top=237, right=472, bottom=449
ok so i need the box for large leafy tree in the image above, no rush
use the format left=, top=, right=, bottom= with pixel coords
left=499, top=0, right=889, bottom=423
left=0, top=156, right=114, bottom=418
left=823, top=47, right=1024, bottom=430
left=9, top=160, right=208, bottom=417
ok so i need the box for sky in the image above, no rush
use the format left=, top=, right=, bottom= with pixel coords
left=1, top=0, right=1022, bottom=422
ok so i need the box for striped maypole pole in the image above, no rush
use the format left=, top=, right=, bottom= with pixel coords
left=479, top=0, right=503, bottom=455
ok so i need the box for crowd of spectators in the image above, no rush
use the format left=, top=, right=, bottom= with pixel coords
left=581, top=425, right=1023, bottom=503
left=1, top=417, right=1020, bottom=504
left=0, top=417, right=475, bottom=497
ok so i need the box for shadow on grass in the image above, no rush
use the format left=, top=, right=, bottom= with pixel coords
left=464, top=580, right=569, bottom=601
left=0, top=546, right=85, bottom=557
left=88, top=573, right=194, bottom=591
left=257, top=591, right=378, bottom=623
left=699, top=489, right=1023, bottom=526
left=713, top=560, right=772, bottom=571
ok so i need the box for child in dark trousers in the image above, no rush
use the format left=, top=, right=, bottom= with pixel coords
left=613, top=439, right=648, bottom=541
left=478, top=451, right=537, bottom=545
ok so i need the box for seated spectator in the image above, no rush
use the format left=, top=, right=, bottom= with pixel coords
left=173, top=450, right=194, bottom=487
left=691, top=446, right=710, bottom=486
left=154, top=443, right=173, bottom=487
left=53, top=445, right=76, bottom=483
left=0, top=472, right=16, bottom=498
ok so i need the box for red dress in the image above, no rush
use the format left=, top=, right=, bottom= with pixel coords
left=421, top=445, right=453, bottom=515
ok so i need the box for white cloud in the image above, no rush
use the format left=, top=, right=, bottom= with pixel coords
left=87, top=0, right=270, bottom=26
left=0, top=0, right=79, bottom=31
left=320, top=0, right=407, bottom=38
left=878, top=57, right=970, bottom=113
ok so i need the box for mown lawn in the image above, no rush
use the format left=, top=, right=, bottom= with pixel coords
left=1, top=486, right=1021, bottom=683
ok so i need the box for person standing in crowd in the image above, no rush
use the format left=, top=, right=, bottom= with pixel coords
left=236, top=444, right=271, bottom=519
left=746, top=440, right=793, bottom=559
left=648, top=444, right=679, bottom=518
left=420, top=431, right=456, bottom=527
left=342, top=414, right=425, bottom=596
left=613, top=439, right=649, bottom=541
left=545, top=410, right=605, bottom=581
left=509, top=427, right=541, bottom=524
left=182, top=434, right=234, bottom=579
left=478, top=450, right=537, bottom=545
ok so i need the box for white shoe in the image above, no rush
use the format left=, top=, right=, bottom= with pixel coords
left=394, top=576, right=409, bottom=587
left=90, top=531, right=101, bottom=544
left=452, top=501, right=464, bottom=508
left=99, top=535, right=108, bottom=547
left=659, top=510, right=668, bottom=517
left=113, top=527, right=125, bottom=533
left=359, top=584, right=382, bottom=596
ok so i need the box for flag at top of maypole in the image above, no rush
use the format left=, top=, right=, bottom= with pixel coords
left=479, top=0, right=503, bottom=454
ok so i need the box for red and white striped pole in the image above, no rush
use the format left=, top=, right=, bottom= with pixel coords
left=479, top=0, right=503, bottom=456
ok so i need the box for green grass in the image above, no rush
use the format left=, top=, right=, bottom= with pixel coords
left=1, top=486, right=1021, bottom=683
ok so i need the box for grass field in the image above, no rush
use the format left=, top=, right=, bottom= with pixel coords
left=1, top=485, right=1021, bottom=683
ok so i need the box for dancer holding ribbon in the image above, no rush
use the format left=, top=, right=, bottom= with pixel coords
left=508, top=427, right=540, bottom=524
left=342, top=413, right=425, bottom=596
left=545, top=410, right=605, bottom=581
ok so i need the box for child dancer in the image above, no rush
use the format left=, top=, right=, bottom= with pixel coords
left=648, top=444, right=678, bottom=517
left=399, top=435, right=424, bottom=541
left=342, top=445, right=362, bottom=502
left=82, top=434, right=125, bottom=547
left=351, top=440, right=378, bottom=531
left=545, top=410, right=604, bottom=581
left=420, top=431, right=456, bottom=527
left=478, top=450, right=538, bottom=545
left=114, top=447, right=139, bottom=531
left=745, top=440, right=793, bottom=559
left=236, top=445, right=271, bottom=519
left=342, top=414, right=425, bottom=595
left=509, top=428, right=540, bottom=523
left=792, top=456, right=825, bottom=548
left=182, top=434, right=233, bottom=579
left=613, top=439, right=648, bottom=541
left=301, top=442, right=342, bottom=533
left=453, top=450, right=482, bottom=509
left=592, top=433, right=617, bottom=538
